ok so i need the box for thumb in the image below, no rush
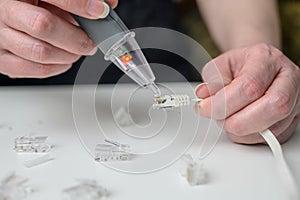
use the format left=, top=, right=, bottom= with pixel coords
left=195, top=48, right=246, bottom=99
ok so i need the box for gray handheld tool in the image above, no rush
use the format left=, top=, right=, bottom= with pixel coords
left=73, top=6, right=161, bottom=97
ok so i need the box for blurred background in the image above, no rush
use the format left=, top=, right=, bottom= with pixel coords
left=178, top=0, right=300, bottom=65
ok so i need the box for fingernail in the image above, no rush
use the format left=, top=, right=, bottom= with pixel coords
left=194, top=82, right=208, bottom=95
left=99, top=2, right=110, bottom=18
left=88, top=1, right=110, bottom=18
left=88, top=47, right=98, bottom=55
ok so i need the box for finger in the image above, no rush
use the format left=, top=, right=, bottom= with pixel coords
left=275, top=116, right=300, bottom=143
left=223, top=70, right=299, bottom=136
left=0, top=50, right=72, bottom=78
left=106, top=0, right=118, bottom=8
left=195, top=82, right=225, bottom=99
left=226, top=132, right=264, bottom=144
left=0, top=1, right=96, bottom=55
left=0, top=27, right=80, bottom=64
left=269, top=110, right=298, bottom=137
left=226, top=116, right=299, bottom=144
left=41, top=0, right=111, bottom=19
left=38, top=1, right=78, bottom=25
left=226, top=113, right=295, bottom=144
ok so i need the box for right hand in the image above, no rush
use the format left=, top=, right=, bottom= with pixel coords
left=0, top=0, right=118, bottom=78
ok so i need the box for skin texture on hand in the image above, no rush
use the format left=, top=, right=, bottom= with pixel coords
left=195, top=43, right=300, bottom=144
left=0, top=0, right=118, bottom=78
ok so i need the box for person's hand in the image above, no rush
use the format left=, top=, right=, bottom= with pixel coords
left=0, top=0, right=118, bottom=78
left=195, top=43, right=300, bottom=144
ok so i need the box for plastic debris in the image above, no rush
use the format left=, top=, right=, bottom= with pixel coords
left=14, top=135, right=52, bottom=153
left=180, top=154, right=207, bottom=186
left=62, top=180, right=108, bottom=200
left=0, top=173, right=33, bottom=200
left=95, top=139, right=131, bottom=162
left=24, top=154, right=54, bottom=168
left=114, top=107, right=133, bottom=127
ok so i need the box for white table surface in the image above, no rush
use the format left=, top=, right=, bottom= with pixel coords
left=0, top=83, right=299, bottom=200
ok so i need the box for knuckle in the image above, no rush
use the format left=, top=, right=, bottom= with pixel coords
left=256, top=43, right=272, bottom=55
left=251, top=43, right=272, bottom=56
left=77, top=37, right=93, bottom=54
left=272, top=91, right=293, bottom=117
left=270, top=46, right=283, bottom=57
left=28, top=11, right=56, bottom=36
left=241, top=76, right=264, bottom=100
left=30, top=42, right=51, bottom=62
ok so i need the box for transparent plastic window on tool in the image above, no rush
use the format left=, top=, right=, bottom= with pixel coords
left=104, top=32, right=156, bottom=88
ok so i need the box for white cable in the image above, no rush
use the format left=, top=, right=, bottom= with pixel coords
left=259, top=129, right=299, bottom=200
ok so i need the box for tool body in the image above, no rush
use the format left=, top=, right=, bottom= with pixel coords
left=73, top=7, right=161, bottom=97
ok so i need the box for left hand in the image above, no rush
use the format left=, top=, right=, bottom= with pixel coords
left=195, top=43, right=300, bottom=144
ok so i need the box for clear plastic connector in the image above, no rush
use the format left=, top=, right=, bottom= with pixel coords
left=95, top=140, right=131, bottom=162
left=62, top=180, right=108, bottom=200
left=14, top=136, right=52, bottom=153
left=180, top=154, right=207, bottom=186
left=0, top=173, right=34, bottom=200
left=104, top=139, right=131, bottom=152
left=153, top=94, right=191, bottom=110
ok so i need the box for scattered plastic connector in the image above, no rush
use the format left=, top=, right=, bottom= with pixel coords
left=95, top=139, right=131, bottom=162
left=114, top=107, right=133, bottom=127
left=14, top=135, right=52, bottom=153
left=104, top=139, right=131, bottom=152
left=62, top=180, right=108, bottom=200
left=181, top=154, right=207, bottom=186
left=24, top=154, right=55, bottom=168
left=153, top=94, right=197, bottom=110
left=0, top=173, right=34, bottom=200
